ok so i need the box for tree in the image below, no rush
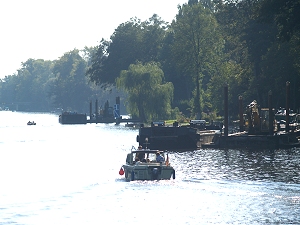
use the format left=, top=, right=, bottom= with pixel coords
left=0, top=75, right=18, bottom=109
left=258, top=0, right=300, bottom=42
left=213, top=0, right=276, bottom=116
left=116, top=62, right=173, bottom=122
left=257, top=0, right=300, bottom=109
left=86, top=39, right=110, bottom=86
left=172, top=2, right=223, bottom=118
left=86, top=15, right=168, bottom=88
left=49, top=49, right=91, bottom=112
left=1, top=59, right=54, bottom=111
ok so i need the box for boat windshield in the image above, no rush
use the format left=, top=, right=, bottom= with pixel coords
left=132, top=151, right=165, bottom=163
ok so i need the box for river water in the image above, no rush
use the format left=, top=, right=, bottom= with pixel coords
left=0, top=111, right=299, bottom=224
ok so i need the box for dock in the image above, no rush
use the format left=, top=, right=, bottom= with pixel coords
left=202, top=131, right=300, bottom=149
left=59, top=97, right=140, bottom=125
left=136, top=122, right=217, bottom=151
left=202, top=83, right=300, bottom=149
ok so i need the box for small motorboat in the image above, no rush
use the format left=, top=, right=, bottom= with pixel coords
left=119, top=146, right=175, bottom=181
left=27, top=121, right=36, bottom=125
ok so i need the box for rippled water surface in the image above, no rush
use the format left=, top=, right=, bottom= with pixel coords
left=0, top=111, right=300, bottom=224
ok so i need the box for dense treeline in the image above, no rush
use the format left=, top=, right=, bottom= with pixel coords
left=0, top=48, right=123, bottom=112
left=1, top=0, right=300, bottom=123
left=87, top=0, right=300, bottom=122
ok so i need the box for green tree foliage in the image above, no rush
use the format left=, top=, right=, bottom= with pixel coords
left=0, top=48, right=122, bottom=113
left=0, top=59, right=54, bottom=111
left=257, top=0, right=300, bottom=109
left=212, top=1, right=253, bottom=117
left=49, top=49, right=92, bottom=112
left=258, top=0, right=300, bottom=41
left=116, top=62, right=173, bottom=122
left=171, top=2, right=223, bottom=118
left=86, top=39, right=110, bottom=86
left=211, top=0, right=300, bottom=118
left=159, top=29, right=195, bottom=117
left=81, top=46, right=98, bottom=68
left=2, top=0, right=300, bottom=121
left=0, top=75, right=19, bottom=109
left=86, top=15, right=168, bottom=87
left=260, top=41, right=300, bottom=109
left=213, top=0, right=276, bottom=116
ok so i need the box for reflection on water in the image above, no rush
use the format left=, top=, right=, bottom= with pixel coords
left=0, top=112, right=299, bottom=224
left=173, top=148, right=300, bottom=183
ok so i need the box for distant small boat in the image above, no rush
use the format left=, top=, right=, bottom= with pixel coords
left=27, top=121, right=36, bottom=125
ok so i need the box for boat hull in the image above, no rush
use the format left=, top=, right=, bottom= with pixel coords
left=59, top=113, right=87, bottom=124
left=122, top=163, right=175, bottom=181
left=137, top=126, right=200, bottom=150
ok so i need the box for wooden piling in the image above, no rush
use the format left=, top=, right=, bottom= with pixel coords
left=224, top=84, right=228, bottom=137
left=239, top=96, right=244, bottom=132
left=286, top=81, right=290, bottom=133
left=268, top=91, right=273, bottom=135
left=89, top=101, right=92, bottom=120
left=95, top=99, right=98, bottom=120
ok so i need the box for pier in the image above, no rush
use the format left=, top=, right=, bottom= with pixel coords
left=202, top=82, right=300, bottom=149
left=59, top=97, right=140, bottom=125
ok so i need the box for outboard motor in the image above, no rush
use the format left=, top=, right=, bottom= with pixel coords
left=212, top=131, right=221, bottom=144
left=151, top=168, right=159, bottom=180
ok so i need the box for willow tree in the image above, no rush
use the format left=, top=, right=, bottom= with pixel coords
left=172, top=2, right=223, bottom=118
left=116, top=62, right=174, bottom=122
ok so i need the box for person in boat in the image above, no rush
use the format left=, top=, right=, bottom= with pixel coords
left=135, top=145, right=147, bottom=162
left=156, top=151, right=165, bottom=163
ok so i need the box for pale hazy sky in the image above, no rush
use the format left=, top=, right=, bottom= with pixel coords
left=0, top=0, right=187, bottom=78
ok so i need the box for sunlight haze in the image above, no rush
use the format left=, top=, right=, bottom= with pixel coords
left=0, top=0, right=187, bottom=78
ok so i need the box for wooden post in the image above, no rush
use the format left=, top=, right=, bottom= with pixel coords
left=89, top=101, right=92, bottom=121
left=115, top=96, right=120, bottom=118
left=224, top=84, right=228, bottom=137
left=116, top=96, right=120, bottom=105
left=286, top=81, right=290, bottom=133
left=95, top=99, right=98, bottom=120
left=239, top=96, right=244, bottom=132
left=268, top=90, right=273, bottom=135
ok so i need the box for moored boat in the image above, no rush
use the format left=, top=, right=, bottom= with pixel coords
left=136, top=123, right=201, bottom=150
left=119, top=146, right=175, bottom=181
left=59, top=112, right=87, bottom=124
left=27, top=121, right=36, bottom=125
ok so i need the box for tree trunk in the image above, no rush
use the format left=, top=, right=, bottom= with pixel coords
left=195, top=72, right=201, bottom=119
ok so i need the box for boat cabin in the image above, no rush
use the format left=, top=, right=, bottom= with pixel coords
left=151, top=121, right=165, bottom=127
left=126, top=150, right=166, bottom=165
left=189, top=119, right=206, bottom=129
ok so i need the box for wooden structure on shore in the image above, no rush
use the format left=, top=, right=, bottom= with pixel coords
left=202, top=82, right=300, bottom=149
left=136, top=121, right=217, bottom=151
left=59, top=97, right=140, bottom=125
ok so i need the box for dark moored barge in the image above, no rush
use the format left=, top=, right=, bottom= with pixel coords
left=59, top=112, right=87, bottom=124
left=136, top=122, right=201, bottom=151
